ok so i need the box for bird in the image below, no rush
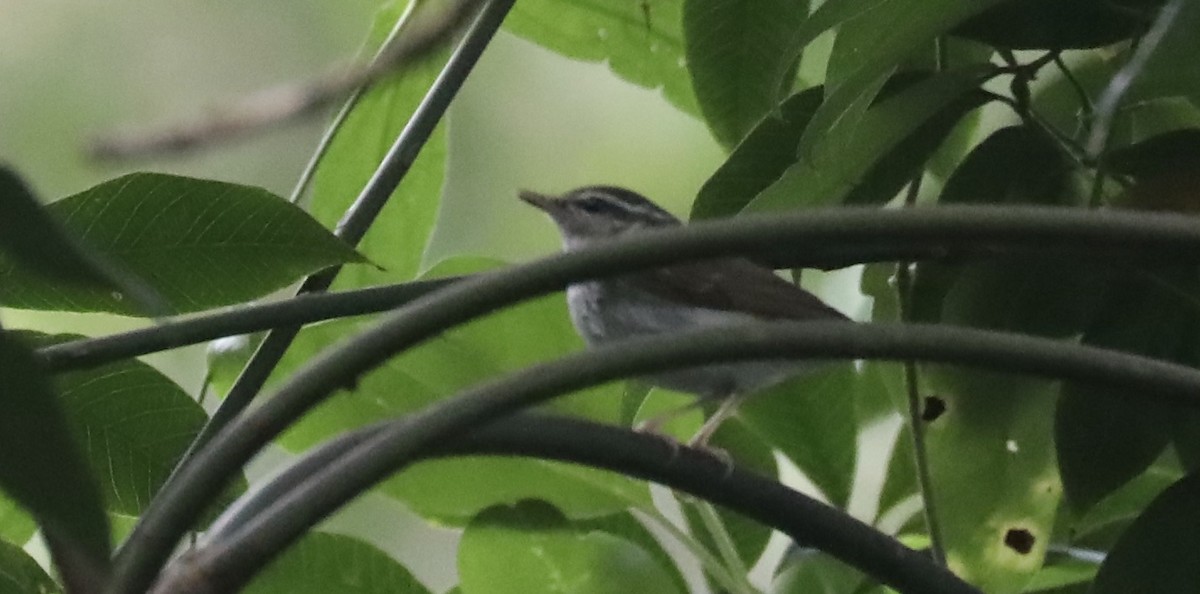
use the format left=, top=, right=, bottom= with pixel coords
left=520, top=185, right=850, bottom=444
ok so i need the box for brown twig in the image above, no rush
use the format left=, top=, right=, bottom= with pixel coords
left=88, top=0, right=482, bottom=161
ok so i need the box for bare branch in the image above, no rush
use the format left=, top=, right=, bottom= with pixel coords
left=88, top=0, right=482, bottom=161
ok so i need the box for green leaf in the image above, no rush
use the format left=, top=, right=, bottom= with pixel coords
left=575, top=511, right=689, bottom=594
left=389, top=458, right=648, bottom=525
left=690, top=87, right=823, bottom=220
left=1092, top=471, right=1200, bottom=593
left=309, top=0, right=447, bottom=288
left=760, top=0, right=892, bottom=100
left=1108, top=129, right=1200, bottom=212
left=769, top=550, right=867, bottom=594
left=458, top=501, right=682, bottom=594
left=1056, top=387, right=1171, bottom=515
left=1022, top=554, right=1098, bottom=591
left=0, top=173, right=363, bottom=315
left=0, top=330, right=109, bottom=566
left=739, top=364, right=858, bottom=509
left=952, top=0, right=1164, bottom=49
left=1070, top=452, right=1181, bottom=540
left=940, top=125, right=1077, bottom=207
left=0, top=496, right=35, bottom=547
left=0, top=166, right=125, bottom=296
left=504, top=0, right=699, bottom=117
left=266, top=257, right=639, bottom=523
left=18, top=332, right=224, bottom=518
left=920, top=126, right=1108, bottom=337
left=797, top=0, right=1006, bottom=159
left=682, top=0, right=809, bottom=147
left=922, top=369, right=1061, bottom=593
left=0, top=538, right=60, bottom=594
left=748, top=68, right=988, bottom=211
left=1056, top=274, right=1196, bottom=512
left=244, top=531, right=430, bottom=594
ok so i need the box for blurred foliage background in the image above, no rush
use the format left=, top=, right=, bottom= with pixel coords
left=0, top=2, right=721, bottom=589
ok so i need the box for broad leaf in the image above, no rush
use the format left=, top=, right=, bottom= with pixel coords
left=505, top=0, right=699, bottom=116
left=1069, top=452, right=1181, bottom=541
left=575, top=511, right=689, bottom=594
left=748, top=68, right=988, bottom=211
left=1022, top=554, right=1098, bottom=592
left=682, top=0, right=808, bottom=147
left=0, top=165, right=134, bottom=302
left=796, top=0, right=1006, bottom=160
left=921, top=126, right=1107, bottom=338
left=0, top=173, right=363, bottom=315
left=458, top=501, right=682, bottom=594
left=690, top=88, right=823, bottom=220
left=0, top=538, right=60, bottom=594
left=0, top=496, right=35, bottom=547
left=769, top=549, right=867, bottom=594
left=1092, top=472, right=1200, bottom=593
left=939, top=125, right=1077, bottom=207
left=1109, top=129, right=1200, bottom=212
left=921, top=368, right=1061, bottom=593
left=389, top=458, right=647, bottom=525
left=245, top=531, right=430, bottom=594
left=309, top=0, right=447, bottom=288
left=0, top=331, right=109, bottom=566
left=262, top=258, right=639, bottom=523
left=1057, top=274, right=1197, bottom=512
left=910, top=133, right=1088, bottom=588
left=740, top=364, right=858, bottom=509
left=952, top=0, right=1164, bottom=49
left=17, top=332, right=226, bottom=517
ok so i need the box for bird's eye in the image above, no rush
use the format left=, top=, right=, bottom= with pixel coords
left=579, top=198, right=607, bottom=214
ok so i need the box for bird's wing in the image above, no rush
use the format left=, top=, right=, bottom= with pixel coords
left=624, top=258, right=850, bottom=321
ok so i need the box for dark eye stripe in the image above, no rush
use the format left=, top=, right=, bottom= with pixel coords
left=568, top=186, right=683, bottom=225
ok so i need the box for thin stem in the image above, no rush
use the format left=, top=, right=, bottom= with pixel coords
left=690, top=498, right=759, bottom=594
left=108, top=205, right=1200, bottom=594
left=38, top=277, right=460, bottom=372
left=1088, top=0, right=1186, bottom=157
left=108, top=3, right=514, bottom=592
left=169, top=0, right=513, bottom=487
left=90, top=0, right=482, bottom=160
left=42, top=201, right=1200, bottom=376
left=632, top=505, right=746, bottom=594
left=895, top=180, right=946, bottom=566
left=286, top=0, right=423, bottom=205
left=1090, top=153, right=1109, bottom=208
left=1051, top=53, right=1094, bottom=118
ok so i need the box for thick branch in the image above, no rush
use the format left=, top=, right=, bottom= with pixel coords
left=43, top=206, right=1200, bottom=373
left=194, top=415, right=981, bottom=594
left=126, top=320, right=1200, bottom=594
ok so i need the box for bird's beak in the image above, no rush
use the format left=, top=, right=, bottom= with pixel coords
left=518, top=190, right=559, bottom=211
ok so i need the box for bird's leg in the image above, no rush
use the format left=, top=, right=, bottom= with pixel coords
left=688, top=392, right=747, bottom=447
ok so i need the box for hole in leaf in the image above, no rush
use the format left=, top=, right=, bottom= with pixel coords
left=921, top=396, right=946, bottom=422
left=1004, top=528, right=1035, bottom=554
